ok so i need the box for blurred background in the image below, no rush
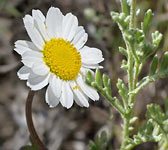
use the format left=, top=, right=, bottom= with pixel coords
left=0, top=0, right=168, bottom=150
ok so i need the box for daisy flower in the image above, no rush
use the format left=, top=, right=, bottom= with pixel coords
left=14, top=7, right=104, bottom=109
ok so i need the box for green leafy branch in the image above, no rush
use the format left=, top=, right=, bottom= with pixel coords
left=130, top=52, right=168, bottom=96
left=125, top=121, right=162, bottom=150
left=89, top=131, right=109, bottom=150
left=147, top=103, right=168, bottom=150
left=85, top=69, right=125, bottom=116
left=86, top=0, right=168, bottom=149
left=127, top=100, right=168, bottom=150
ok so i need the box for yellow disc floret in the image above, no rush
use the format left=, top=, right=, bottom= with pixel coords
left=42, top=38, right=81, bottom=81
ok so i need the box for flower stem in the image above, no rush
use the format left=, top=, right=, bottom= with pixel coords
left=26, top=90, right=48, bottom=150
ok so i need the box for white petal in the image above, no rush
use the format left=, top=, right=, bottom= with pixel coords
left=76, top=75, right=99, bottom=101
left=62, top=13, right=78, bottom=41
left=73, top=94, right=84, bottom=107
left=32, top=62, right=50, bottom=76
left=82, top=64, right=103, bottom=69
left=27, top=72, right=50, bottom=90
left=50, top=75, right=62, bottom=99
left=23, top=16, right=45, bottom=50
left=23, top=15, right=34, bottom=24
left=17, top=66, right=30, bottom=80
left=32, top=9, right=50, bottom=41
left=60, top=82, right=73, bottom=109
left=14, top=40, right=39, bottom=55
left=72, top=26, right=88, bottom=49
left=70, top=82, right=89, bottom=107
left=73, top=26, right=85, bottom=43
left=80, top=46, right=104, bottom=64
left=45, top=85, right=59, bottom=108
left=46, top=7, right=63, bottom=38
left=32, top=9, right=45, bottom=22
left=22, top=51, right=43, bottom=68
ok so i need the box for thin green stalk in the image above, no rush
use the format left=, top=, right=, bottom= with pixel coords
left=121, top=111, right=131, bottom=150
left=105, top=93, right=125, bottom=116
left=129, top=61, right=140, bottom=105
left=92, top=83, right=125, bottom=115
left=128, top=50, right=134, bottom=92
left=120, top=0, right=130, bottom=15
left=121, top=0, right=136, bottom=149
left=129, top=0, right=136, bottom=29
left=133, top=62, right=140, bottom=89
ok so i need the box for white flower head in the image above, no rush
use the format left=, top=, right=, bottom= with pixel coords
left=14, top=7, right=104, bottom=109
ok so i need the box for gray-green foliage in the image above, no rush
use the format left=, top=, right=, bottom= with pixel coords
left=89, top=131, right=108, bottom=150
left=146, top=102, right=168, bottom=150
left=126, top=101, right=168, bottom=150
left=86, top=0, right=168, bottom=149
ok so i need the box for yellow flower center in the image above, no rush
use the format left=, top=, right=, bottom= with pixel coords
left=42, top=38, right=81, bottom=81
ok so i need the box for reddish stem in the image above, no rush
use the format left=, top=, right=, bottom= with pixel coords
left=26, top=90, right=48, bottom=150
